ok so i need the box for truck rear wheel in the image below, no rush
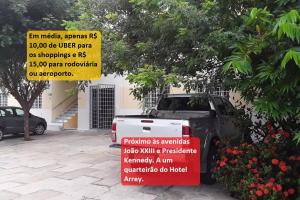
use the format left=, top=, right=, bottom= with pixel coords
left=202, top=145, right=218, bottom=184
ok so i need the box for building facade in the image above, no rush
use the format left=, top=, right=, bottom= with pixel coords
left=2, top=74, right=233, bottom=131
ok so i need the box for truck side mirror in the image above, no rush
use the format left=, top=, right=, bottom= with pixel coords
left=209, top=110, right=217, bottom=118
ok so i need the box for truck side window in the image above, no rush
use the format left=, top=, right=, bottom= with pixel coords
left=157, top=97, right=210, bottom=111
left=214, top=97, right=227, bottom=115
left=187, top=96, right=210, bottom=111
left=222, top=99, right=235, bottom=116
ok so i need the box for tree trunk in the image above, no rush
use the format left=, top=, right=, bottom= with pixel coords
left=23, top=107, right=31, bottom=141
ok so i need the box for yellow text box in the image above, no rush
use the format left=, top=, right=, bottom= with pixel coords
left=27, top=30, right=101, bottom=80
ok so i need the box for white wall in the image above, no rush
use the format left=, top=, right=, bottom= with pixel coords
left=6, top=91, right=52, bottom=125
left=77, top=74, right=143, bottom=130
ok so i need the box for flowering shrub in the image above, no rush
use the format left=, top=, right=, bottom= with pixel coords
left=213, top=124, right=300, bottom=200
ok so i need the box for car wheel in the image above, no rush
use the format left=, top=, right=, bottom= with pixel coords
left=202, top=145, right=218, bottom=184
left=34, top=124, right=45, bottom=135
left=0, top=129, right=3, bottom=141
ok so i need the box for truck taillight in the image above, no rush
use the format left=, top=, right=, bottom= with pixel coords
left=111, top=122, right=117, bottom=142
left=182, top=125, right=191, bottom=137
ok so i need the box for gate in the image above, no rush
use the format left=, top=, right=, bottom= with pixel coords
left=90, top=84, right=115, bottom=129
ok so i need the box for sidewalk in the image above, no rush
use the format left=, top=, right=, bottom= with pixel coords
left=0, top=131, right=235, bottom=200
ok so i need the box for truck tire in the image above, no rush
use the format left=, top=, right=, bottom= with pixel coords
left=0, top=129, right=4, bottom=141
left=202, top=146, right=218, bottom=184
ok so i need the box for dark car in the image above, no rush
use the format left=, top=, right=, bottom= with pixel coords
left=0, top=106, right=47, bottom=140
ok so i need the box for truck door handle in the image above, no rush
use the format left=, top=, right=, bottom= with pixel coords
left=143, top=127, right=151, bottom=131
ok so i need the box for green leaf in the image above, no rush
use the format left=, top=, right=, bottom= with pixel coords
left=281, top=49, right=300, bottom=69
left=293, top=132, right=300, bottom=145
left=274, top=10, right=300, bottom=42
left=223, top=55, right=252, bottom=74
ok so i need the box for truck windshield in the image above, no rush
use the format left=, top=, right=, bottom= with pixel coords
left=157, top=97, right=210, bottom=111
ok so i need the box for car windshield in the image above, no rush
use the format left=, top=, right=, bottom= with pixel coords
left=157, top=97, right=211, bottom=111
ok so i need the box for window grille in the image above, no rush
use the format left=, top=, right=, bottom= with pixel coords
left=197, top=86, right=229, bottom=98
left=90, top=84, right=115, bottom=129
left=32, top=95, right=42, bottom=109
left=144, top=86, right=170, bottom=109
left=0, top=93, right=8, bottom=106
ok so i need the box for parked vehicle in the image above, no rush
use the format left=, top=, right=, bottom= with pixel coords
left=0, top=106, right=47, bottom=140
left=111, top=93, right=245, bottom=183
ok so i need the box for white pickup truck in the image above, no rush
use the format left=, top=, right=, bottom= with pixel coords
left=111, top=93, right=244, bottom=183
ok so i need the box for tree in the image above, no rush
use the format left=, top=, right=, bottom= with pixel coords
left=223, top=0, right=300, bottom=133
left=0, top=0, right=74, bottom=140
left=66, top=0, right=267, bottom=99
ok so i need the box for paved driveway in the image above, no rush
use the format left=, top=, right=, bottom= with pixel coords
left=0, top=131, right=234, bottom=200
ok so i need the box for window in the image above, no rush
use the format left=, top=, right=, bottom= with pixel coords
left=90, top=84, right=115, bottom=129
left=214, top=97, right=235, bottom=115
left=0, top=93, right=8, bottom=106
left=144, top=86, right=170, bottom=109
left=157, top=97, right=211, bottom=111
left=0, top=109, right=5, bottom=117
left=0, top=108, right=14, bottom=117
left=15, top=108, right=24, bottom=117
left=32, top=95, right=42, bottom=109
left=196, top=86, right=230, bottom=98
left=214, top=97, right=227, bottom=115
left=212, top=87, right=230, bottom=98
left=222, top=99, right=235, bottom=115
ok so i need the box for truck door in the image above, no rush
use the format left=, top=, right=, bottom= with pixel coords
left=213, top=97, right=240, bottom=141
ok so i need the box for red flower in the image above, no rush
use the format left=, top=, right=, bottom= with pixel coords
left=220, top=161, right=226, bottom=167
left=284, top=191, right=289, bottom=197
left=252, top=157, right=258, bottom=162
left=277, top=129, right=289, bottom=138
left=266, top=182, right=273, bottom=188
left=276, top=184, right=282, bottom=191
left=263, top=189, right=269, bottom=195
left=255, top=190, right=263, bottom=197
left=266, top=122, right=272, bottom=130
left=269, top=178, right=275, bottom=183
left=258, top=184, right=264, bottom=190
left=287, top=188, right=295, bottom=195
left=252, top=169, right=258, bottom=174
left=264, top=137, right=270, bottom=144
left=226, top=148, right=232, bottom=154
left=279, top=165, right=287, bottom=172
left=271, top=159, right=279, bottom=165
left=247, top=164, right=252, bottom=169
left=288, top=156, right=296, bottom=161
left=249, top=183, right=256, bottom=188
left=229, top=159, right=238, bottom=165
left=223, top=157, right=228, bottom=162
left=232, top=149, right=238, bottom=155
left=279, top=162, right=287, bottom=172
